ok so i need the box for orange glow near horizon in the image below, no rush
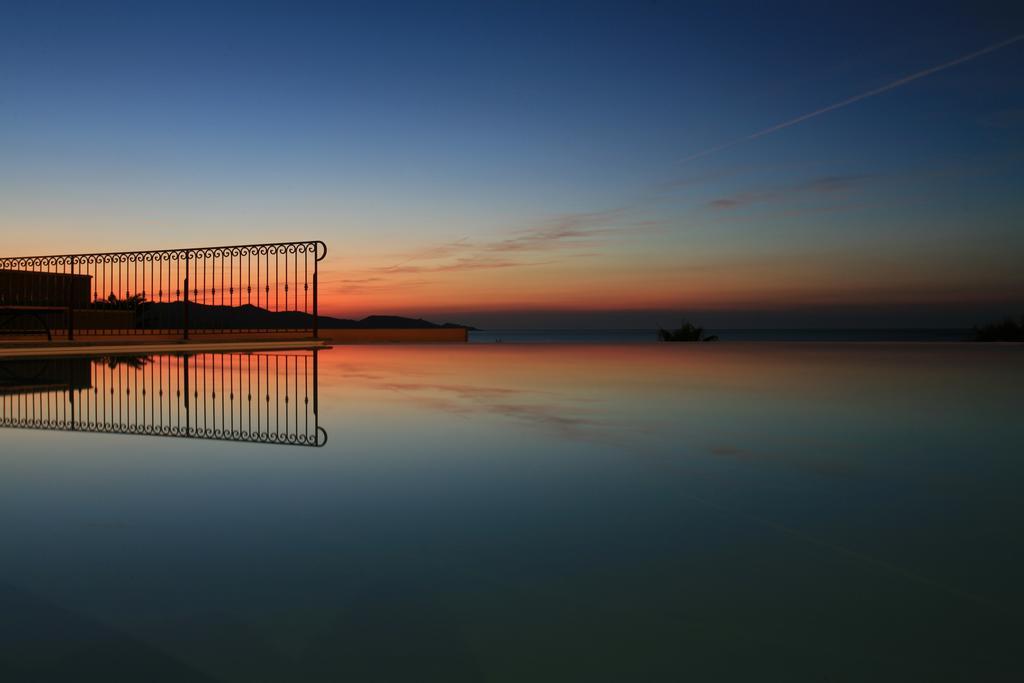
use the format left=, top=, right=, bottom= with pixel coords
left=2, top=225, right=1021, bottom=325
left=312, top=245, right=1024, bottom=320
left=3, top=206, right=1022, bottom=325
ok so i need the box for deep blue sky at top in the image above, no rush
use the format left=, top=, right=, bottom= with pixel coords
left=1, top=1, right=1022, bottom=325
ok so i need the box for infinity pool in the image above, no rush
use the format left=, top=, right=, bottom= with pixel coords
left=1, top=344, right=1021, bottom=681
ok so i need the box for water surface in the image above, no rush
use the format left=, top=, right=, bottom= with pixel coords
left=468, top=328, right=971, bottom=342
left=1, top=345, right=1022, bottom=681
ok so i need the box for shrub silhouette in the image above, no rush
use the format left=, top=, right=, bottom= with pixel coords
left=96, top=355, right=152, bottom=369
left=972, top=316, right=1024, bottom=342
left=658, top=320, right=718, bottom=342
left=92, top=292, right=147, bottom=310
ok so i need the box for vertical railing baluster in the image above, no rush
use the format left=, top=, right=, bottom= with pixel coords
left=313, top=242, right=322, bottom=338
left=184, top=250, right=190, bottom=341
left=68, top=255, right=75, bottom=341
left=313, top=349, right=319, bottom=440
left=183, top=353, right=190, bottom=435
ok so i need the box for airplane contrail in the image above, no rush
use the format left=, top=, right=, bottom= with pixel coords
left=679, top=33, right=1024, bottom=164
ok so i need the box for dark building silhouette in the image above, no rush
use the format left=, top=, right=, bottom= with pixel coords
left=0, top=269, right=91, bottom=307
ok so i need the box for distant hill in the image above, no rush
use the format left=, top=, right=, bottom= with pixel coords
left=135, top=302, right=476, bottom=330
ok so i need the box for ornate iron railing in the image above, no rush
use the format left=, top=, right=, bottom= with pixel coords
left=0, top=240, right=327, bottom=339
left=0, top=351, right=326, bottom=446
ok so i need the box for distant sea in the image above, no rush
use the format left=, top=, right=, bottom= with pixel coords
left=468, top=329, right=974, bottom=343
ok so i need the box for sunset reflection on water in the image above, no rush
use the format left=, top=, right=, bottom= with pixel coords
left=1, top=344, right=1022, bottom=680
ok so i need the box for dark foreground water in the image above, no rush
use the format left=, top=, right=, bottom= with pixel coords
left=1, top=345, right=1022, bottom=681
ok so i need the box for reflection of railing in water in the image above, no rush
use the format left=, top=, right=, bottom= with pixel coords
left=0, top=351, right=326, bottom=446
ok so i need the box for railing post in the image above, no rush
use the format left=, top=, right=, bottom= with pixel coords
left=66, top=360, right=76, bottom=431
left=183, top=353, right=190, bottom=434
left=183, top=250, right=190, bottom=341
left=313, top=241, right=325, bottom=339
left=68, top=256, right=75, bottom=341
left=313, top=268, right=318, bottom=338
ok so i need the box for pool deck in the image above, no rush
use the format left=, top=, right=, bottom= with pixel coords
left=0, top=328, right=467, bottom=359
left=0, top=339, right=330, bottom=359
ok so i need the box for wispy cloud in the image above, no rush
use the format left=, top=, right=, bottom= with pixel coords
left=371, top=206, right=651, bottom=275
left=380, top=238, right=474, bottom=271
left=318, top=206, right=658, bottom=305
left=707, top=173, right=877, bottom=209
left=679, top=34, right=1024, bottom=164
left=482, top=229, right=607, bottom=252
left=708, top=192, right=771, bottom=209
left=373, top=256, right=550, bottom=275
left=322, top=276, right=436, bottom=295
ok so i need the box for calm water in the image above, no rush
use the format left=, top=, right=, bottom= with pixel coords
left=469, top=329, right=972, bottom=342
left=1, top=345, right=1022, bottom=681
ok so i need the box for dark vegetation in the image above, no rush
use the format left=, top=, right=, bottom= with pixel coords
left=91, top=293, right=146, bottom=310
left=96, top=355, right=152, bottom=369
left=972, top=316, right=1024, bottom=342
left=658, top=321, right=718, bottom=342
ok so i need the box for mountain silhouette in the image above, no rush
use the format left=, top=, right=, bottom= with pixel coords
left=135, top=302, right=475, bottom=330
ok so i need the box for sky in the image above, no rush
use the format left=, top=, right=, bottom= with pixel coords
left=2, top=0, right=1023, bottom=328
